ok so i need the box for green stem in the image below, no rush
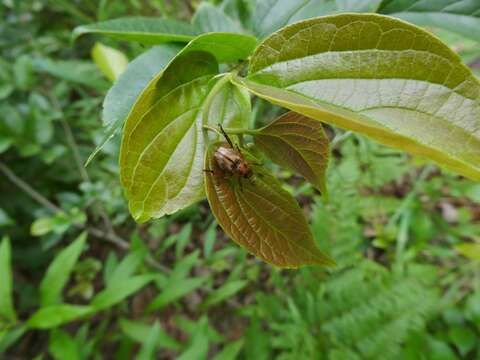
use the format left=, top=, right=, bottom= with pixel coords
left=202, top=125, right=259, bottom=137
left=202, top=73, right=233, bottom=126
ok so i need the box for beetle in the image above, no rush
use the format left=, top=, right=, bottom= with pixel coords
left=204, top=124, right=258, bottom=188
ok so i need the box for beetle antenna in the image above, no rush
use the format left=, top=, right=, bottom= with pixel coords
left=218, top=123, right=235, bottom=148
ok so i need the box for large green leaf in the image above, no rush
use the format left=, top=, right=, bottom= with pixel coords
left=204, top=144, right=334, bottom=268
left=119, top=54, right=217, bottom=222
left=242, top=14, right=480, bottom=181
left=120, top=40, right=251, bottom=222
left=0, top=237, right=16, bottom=324
left=192, top=3, right=245, bottom=33
left=72, top=17, right=198, bottom=44
left=254, top=111, right=329, bottom=194
left=251, top=0, right=382, bottom=38
left=379, top=0, right=480, bottom=42
left=39, top=232, right=87, bottom=307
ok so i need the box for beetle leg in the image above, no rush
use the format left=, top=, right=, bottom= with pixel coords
left=218, top=123, right=235, bottom=149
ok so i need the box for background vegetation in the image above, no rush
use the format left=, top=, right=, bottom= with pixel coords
left=1, top=1, right=480, bottom=359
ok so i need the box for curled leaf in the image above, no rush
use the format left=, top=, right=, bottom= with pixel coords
left=204, top=144, right=334, bottom=268
left=254, top=111, right=329, bottom=194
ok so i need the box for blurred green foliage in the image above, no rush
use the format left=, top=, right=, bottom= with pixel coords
left=1, top=1, right=480, bottom=359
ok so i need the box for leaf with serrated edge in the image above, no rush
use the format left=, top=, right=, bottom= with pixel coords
left=120, top=55, right=250, bottom=222
left=252, top=0, right=382, bottom=39
left=240, top=14, right=480, bottom=181
left=379, top=0, right=480, bottom=42
left=72, top=17, right=198, bottom=44
left=255, top=111, right=329, bottom=194
left=204, top=144, right=334, bottom=268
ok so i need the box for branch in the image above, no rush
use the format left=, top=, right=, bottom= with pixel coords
left=0, top=161, right=170, bottom=272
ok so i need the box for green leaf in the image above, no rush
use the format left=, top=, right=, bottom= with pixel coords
left=204, top=145, right=334, bottom=268
left=106, top=249, right=145, bottom=287
left=119, top=318, right=180, bottom=350
left=120, top=58, right=217, bottom=222
left=137, top=321, right=161, bottom=360
left=147, top=276, right=208, bottom=311
left=0, top=237, right=16, bottom=324
left=204, top=222, right=217, bottom=258
left=192, top=3, right=245, bottom=33
left=455, top=243, right=480, bottom=260
left=177, top=317, right=210, bottom=360
left=448, top=326, right=476, bottom=356
left=32, top=58, right=109, bottom=91
left=49, top=329, right=80, bottom=360
left=0, top=326, right=26, bottom=353
left=120, top=66, right=250, bottom=223
left=242, top=14, right=480, bottom=181
left=251, top=0, right=382, bottom=39
left=202, top=280, right=248, bottom=308
left=379, top=0, right=480, bottom=42
left=91, top=274, right=154, bottom=310
left=254, top=111, right=329, bottom=194
left=40, top=232, right=87, bottom=307
left=119, top=32, right=255, bottom=222
left=175, top=32, right=257, bottom=64
left=212, top=339, right=244, bottom=360
left=72, top=17, right=197, bottom=45
left=26, top=304, right=93, bottom=329
left=86, top=44, right=182, bottom=166
left=91, top=42, right=128, bottom=82
left=30, top=217, right=54, bottom=236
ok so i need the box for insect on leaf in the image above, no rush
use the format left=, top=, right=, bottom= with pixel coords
left=204, top=145, right=334, bottom=268
left=119, top=33, right=255, bottom=223
left=254, top=111, right=329, bottom=195
left=240, top=13, right=480, bottom=181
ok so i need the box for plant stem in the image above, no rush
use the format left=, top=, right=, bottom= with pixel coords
left=202, top=73, right=233, bottom=126
left=202, top=125, right=259, bottom=137
left=0, top=161, right=169, bottom=272
left=0, top=161, right=61, bottom=214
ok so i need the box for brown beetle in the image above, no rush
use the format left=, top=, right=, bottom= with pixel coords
left=205, top=125, right=255, bottom=184
left=214, top=145, right=253, bottom=179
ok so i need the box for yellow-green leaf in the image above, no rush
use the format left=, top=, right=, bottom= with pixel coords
left=91, top=42, right=128, bottom=82
left=240, top=14, right=480, bottom=181
left=0, top=237, right=16, bottom=323
left=204, top=144, right=334, bottom=268
left=72, top=17, right=197, bottom=45
left=119, top=34, right=254, bottom=222
left=254, top=111, right=329, bottom=194
left=455, top=243, right=480, bottom=260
